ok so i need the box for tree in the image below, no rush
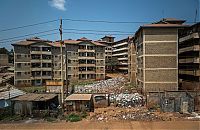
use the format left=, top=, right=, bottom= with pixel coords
left=105, top=57, right=119, bottom=72
left=0, top=47, right=8, bottom=54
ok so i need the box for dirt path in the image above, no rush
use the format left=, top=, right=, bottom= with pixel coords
left=0, top=121, right=199, bottom=130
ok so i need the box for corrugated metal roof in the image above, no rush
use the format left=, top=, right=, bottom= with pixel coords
left=12, top=93, right=57, bottom=101
left=65, top=94, right=92, bottom=101
left=0, top=88, right=25, bottom=100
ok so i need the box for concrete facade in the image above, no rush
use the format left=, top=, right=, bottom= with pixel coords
left=112, top=37, right=130, bottom=73
left=0, top=54, right=9, bottom=66
left=128, top=37, right=136, bottom=83
left=179, top=22, right=200, bottom=90
left=135, top=18, right=186, bottom=92
left=12, top=37, right=105, bottom=87
left=98, top=36, right=115, bottom=72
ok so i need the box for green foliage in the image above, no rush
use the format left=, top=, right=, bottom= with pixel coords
left=0, top=115, right=23, bottom=121
left=45, top=117, right=57, bottom=122
left=20, top=86, right=45, bottom=93
left=80, top=111, right=88, bottom=118
left=66, top=113, right=82, bottom=122
left=0, top=47, right=8, bottom=54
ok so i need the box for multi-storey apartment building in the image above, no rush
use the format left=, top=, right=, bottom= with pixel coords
left=0, top=54, right=9, bottom=66
left=12, top=37, right=65, bottom=87
left=63, top=37, right=106, bottom=81
left=12, top=37, right=106, bottom=87
left=135, top=18, right=187, bottom=92
left=179, top=22, right=200, bottom=90
left=97, top=35, right=115, bottom=72
left=128, top=37, right=136, bottom=83
left=112, top=37, right=131, bottom=73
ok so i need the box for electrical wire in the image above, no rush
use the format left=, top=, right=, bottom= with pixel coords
left=0, top=29, right=58, bottom=42
left=63, top=28, right=135, bottom=33
left=0, top=19, right=59, bottom=32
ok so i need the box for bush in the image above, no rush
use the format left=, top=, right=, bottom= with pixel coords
left=45, top=117, right=57, bottom=122
left=66, top=113, right=82, bottom=122
left=80, top=112, right=88, bottom=118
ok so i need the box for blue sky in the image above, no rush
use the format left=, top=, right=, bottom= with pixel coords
left=0, top=0, right=199, bottom=50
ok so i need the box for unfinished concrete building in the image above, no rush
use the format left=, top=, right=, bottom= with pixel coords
left=112, top=37, right=131, bottom=74
left=135, top=18, right=187, bottom=92
left=179, top=22, right=200, bottom=90
left=12, top=37, right=105, bottom=87
left=128, top=36, right=136, bottom=84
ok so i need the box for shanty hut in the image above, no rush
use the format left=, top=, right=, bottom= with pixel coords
left=12, top=93, right=58, bottom=115
left=65, top=94, right=94, bottom=112
left=0, top=87, right=25, bottom=109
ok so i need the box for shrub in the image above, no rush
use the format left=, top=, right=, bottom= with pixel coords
left=66, top=113, right=82, bottom=122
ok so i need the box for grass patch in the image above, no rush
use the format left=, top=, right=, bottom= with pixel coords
left=1, top=115, right=24, bottom=122
left=66, top=113, right=82, bottom=122
left=45, top=117, right=57, bottom=122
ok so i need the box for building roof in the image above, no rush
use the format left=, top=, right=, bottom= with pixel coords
left=12, top=93, right=57, bottom=101
left=63, top=38, right=105, bottom=46
left=12, top=37, right=53, bottom=46
left=0, top=88, right=25, bottom=100
left=65, top=94, right=92, bottom=101
left=142, top=24, right=189, bottom=28
left=101, top=35, right=115, bottom=38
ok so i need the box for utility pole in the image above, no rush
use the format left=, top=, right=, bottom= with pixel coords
left=59, top=18, right=64, bottom=105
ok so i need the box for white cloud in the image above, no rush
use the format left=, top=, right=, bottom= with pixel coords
left=49, top=0, right=66, bottom=11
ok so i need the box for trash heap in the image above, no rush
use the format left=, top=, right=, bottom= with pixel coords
left=89, top=107, right=197, bottom=122
left=111, top=93, right=143, bottom=107
left=74, top=77, right=126, bottom=93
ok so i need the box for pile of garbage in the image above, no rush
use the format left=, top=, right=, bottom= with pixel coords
left=89, top=107, right=197, bottom=122
left=74, top=77, right=127, bottom=93
left=110, top=93, right=143, bottom=107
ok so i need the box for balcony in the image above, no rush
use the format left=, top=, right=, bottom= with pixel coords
left=78, top=71, right=96, bottom=74
left=31, top=59, right=41, bottom=62
left=179, top=45, right=200, bottom=54
left=30, top=51, right=52, bottom=55
left=31, top=68, right=42, bottom=71
left=179, top=58, right=200, bottom=63
left=113, top=47, right=128, bottom=52
left=113, top=42, right=128, bottom=48
left=79, top=64, right=95, bottom=67
left=179, top=32, right=200, bottom=43
left=179, top=70, right=200, bottom=76
left=118, top=57, right=128, bottom=60
left=112, top=52, right=128, bottom=57
left=78, top=56, right=95, bottom=60
left=78, top=49, right=95, bottom=53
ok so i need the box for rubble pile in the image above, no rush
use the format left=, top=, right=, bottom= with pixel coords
left=75, top=77, right=127, bottom=93
left=110, top=93, right=143, bottom=107
left=89, top=107, right=197, bottom=122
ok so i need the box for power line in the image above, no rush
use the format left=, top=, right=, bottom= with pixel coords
left=63, top=28, right=135, bottom=33
left=63, top=31, right=132, bottom=36
left=0, top=29, right=58, bottom=42
left=0, top=32, right=59, bottom=44
left=0, top=19, right=59, bottom=32
left=63, top=18, right=150, bottom=24
left=0, top=28, right=134, bottom=43
left=63, top=18, right=196, bottom=24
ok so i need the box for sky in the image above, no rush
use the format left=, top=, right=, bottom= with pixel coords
left=0, top=0, right=199, bottom=50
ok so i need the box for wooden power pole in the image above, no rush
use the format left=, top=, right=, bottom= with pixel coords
left=59, top=18, right=64, bottom=105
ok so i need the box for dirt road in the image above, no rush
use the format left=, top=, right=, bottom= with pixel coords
left=0, top=121, right=199, bottom=130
